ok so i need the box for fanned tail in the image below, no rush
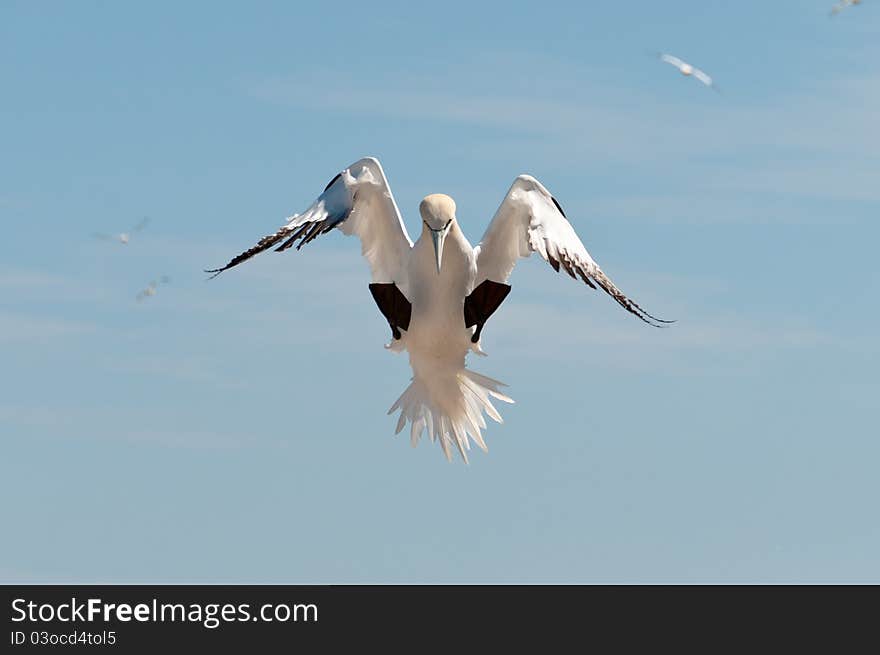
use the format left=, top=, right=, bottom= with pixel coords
left=387, top=368, right=514, bottom=463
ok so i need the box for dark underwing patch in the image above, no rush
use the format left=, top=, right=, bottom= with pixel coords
left=464, top=279, right=512, bottom=343
left=369, top=283, right=412, bottom=340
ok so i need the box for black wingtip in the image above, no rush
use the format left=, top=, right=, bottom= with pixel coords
left=634, top=312, right=676, bottom=328
left=323, top=172, right=342, bottom=192
left=588, top=269, right=676, bottom=328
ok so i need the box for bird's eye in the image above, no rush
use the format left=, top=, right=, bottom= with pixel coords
left=424, top=219, right=452, bottom=232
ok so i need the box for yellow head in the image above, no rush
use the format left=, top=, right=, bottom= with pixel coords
left=419, top=194, right=457, bottom=273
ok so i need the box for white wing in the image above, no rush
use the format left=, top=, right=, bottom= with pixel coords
left=659, top=53, right=686, bottom=70
left=207, top=157, right=413, bottom=282
left=130, top=216, right=151, bottom=233
left=830, top=0, right=854, bottom=15
left=692, top=67, right=715, bottom=87
left=474, top=175, right=671, bottom=327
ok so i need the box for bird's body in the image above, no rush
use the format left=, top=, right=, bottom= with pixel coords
left=207, top=158, right=670, bottom=462
left=405, top=219, right=475, bottom=362
left=386, top=201, right=513, bottom=461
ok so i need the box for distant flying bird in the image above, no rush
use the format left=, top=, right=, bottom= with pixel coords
left=136, top=275, right=170, bottom=302
left=657, top=53, right=719, bottom=92
left=93, top=217, right=150, bottom=245
left=207, top=158, right=671, bottom=462
left=830, top=0, right=862, bottom=15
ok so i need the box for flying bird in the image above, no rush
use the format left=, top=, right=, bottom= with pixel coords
left=93, top=217, right=150, bottom=245
left=657, top=53, right=719, bottom=92
left=207, top=158, right=671, bottom=462
left=830, top=0, right=862, bottom=16
left=136, top=275, right=170, bottom=302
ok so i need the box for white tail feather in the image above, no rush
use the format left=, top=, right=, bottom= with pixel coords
left=387, top=368, right=514, bottom=463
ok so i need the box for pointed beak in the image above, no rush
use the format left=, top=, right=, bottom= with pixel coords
left=430, top=228, right=447, bottom=274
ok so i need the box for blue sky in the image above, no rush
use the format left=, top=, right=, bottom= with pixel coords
left=1, top=1, right=878, bottom=582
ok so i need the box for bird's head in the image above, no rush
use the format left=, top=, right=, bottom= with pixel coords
left=419, top=194, right=456, bottom=274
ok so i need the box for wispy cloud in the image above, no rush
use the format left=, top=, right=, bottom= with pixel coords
left=0, top=404, right=269, bottom=450
left=0, top=312, right=98, bottom=342
left=492, top=302, right=830, bottom=355
left=252, top=66, right=880, bottom=154
left=0, top=267, right=112, bottom=301
left=475, top=263, right=837, bottom=373
left=250, top=58, right=880, bottom=212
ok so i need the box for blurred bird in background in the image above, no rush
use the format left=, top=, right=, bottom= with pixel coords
left=136, top=275, right=170, bottom=302
left=93, top=216, right=150, bottom=245
left=657, top=53, right=720, bottom=92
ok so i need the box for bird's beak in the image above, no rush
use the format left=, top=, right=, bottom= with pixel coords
left=431, top=227, right=447, bottom=274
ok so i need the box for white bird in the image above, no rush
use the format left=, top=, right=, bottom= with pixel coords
left=207, top=158, right=671, bottom=462
left=136, top=275, right=170, bottom=302
left=658, top=53, right=719, bottom=92
left=830, top=0, right=862, bottom=16
left=93, top=217, right=150, bottom=245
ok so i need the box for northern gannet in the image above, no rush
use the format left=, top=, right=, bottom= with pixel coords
left=658, top=53, right=719, bottom=92
left=207, top=158, right=671, bottom=462
left=830, top=0, right=862, bottom=16
left=136, top=275, right=170, bottom=302
left=93, top=217, right=150, bottom=245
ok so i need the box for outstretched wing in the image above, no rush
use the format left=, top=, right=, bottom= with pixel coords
left=692, top=67, right=717, bottom=89
left=830, top=0, right=854, bottom=16
left=474, top=175, right=672, bottom=327
left=659, top=53, right=686, bottom=69
left=131, top=217, right=151, bottom=233
left=206, top=157, right=413, bottom=282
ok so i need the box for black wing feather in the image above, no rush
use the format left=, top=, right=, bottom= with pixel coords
left=369, top=283, right=411, bottom=340
left=464, top=280, right=512, bottom=343
left=204, top=225, right=294, bottom=279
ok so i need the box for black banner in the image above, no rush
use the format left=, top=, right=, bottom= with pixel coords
left=1, top=585, right=872, bottom=650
